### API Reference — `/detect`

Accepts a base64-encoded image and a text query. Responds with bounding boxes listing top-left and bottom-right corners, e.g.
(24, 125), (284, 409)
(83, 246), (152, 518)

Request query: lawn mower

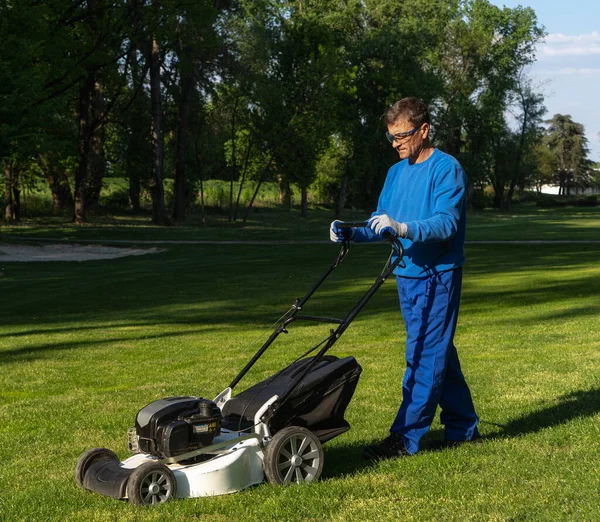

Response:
(75, 222), (403, 505)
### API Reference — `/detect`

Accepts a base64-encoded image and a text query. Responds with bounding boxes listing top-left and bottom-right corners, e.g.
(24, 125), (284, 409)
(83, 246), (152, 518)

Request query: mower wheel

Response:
(264, 426), (324, 485)
(75, 447), (119, 489)
(126, 461), (177, 506)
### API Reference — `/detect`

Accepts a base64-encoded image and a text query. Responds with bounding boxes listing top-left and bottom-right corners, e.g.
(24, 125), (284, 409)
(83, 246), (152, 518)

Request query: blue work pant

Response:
(391, 268), (479, 454)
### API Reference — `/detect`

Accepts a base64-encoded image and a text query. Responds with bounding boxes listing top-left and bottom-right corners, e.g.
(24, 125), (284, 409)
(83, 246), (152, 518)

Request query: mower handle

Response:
(336, 220), (404, 257)
(228, 219), (405, 395)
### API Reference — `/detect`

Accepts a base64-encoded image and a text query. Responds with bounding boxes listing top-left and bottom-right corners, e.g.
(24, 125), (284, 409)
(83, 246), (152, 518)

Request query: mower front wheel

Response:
(264, 426), (324, 485)
(126, 461), (177, 506)
(75, 447), (119, 489)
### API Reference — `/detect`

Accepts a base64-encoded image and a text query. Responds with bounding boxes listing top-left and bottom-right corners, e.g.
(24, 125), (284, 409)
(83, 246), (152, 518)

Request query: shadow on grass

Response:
(482, 387), (600, 440)
(423, 387), (600, 450)
(463, 273), (600, 325)
(322, 388), (600, 478)
(0, 327), (218, 364)
(2, 244), (599, 330)
(322, 441), (373, 478)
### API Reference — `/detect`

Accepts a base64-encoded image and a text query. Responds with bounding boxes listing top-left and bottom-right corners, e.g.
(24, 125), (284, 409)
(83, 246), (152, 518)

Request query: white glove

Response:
(368, 214), (408, 238)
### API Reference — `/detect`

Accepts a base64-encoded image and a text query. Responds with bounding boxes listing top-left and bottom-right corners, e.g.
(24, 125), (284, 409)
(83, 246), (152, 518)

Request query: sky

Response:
(489, 0), (600, 163)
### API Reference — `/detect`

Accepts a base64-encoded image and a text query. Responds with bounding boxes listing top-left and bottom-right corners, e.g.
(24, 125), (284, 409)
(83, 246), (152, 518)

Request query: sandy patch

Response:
(0, 243), (165, 262)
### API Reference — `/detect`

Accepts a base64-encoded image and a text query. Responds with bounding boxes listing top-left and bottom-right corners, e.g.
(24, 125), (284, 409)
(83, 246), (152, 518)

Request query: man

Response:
(330, 97), (479, 459)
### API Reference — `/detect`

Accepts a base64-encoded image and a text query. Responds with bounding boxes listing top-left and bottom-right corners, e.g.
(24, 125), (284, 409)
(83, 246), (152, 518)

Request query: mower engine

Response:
(129, 396), (222, 459)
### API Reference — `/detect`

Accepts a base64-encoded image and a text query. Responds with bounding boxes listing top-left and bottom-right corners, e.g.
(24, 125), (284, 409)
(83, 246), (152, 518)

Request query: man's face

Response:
(387, 119), (429, 161)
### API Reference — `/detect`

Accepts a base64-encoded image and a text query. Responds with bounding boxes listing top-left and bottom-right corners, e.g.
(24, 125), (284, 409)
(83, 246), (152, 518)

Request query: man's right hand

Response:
(330, 220), (354, 243)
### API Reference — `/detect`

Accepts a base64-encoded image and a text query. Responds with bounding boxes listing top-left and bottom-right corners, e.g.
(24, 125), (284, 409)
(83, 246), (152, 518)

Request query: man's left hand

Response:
(368, 214), (408, 238)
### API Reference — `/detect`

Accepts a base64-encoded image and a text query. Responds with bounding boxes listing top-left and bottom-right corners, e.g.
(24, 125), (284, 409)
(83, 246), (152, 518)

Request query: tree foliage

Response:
(2, 0), (592, 223)
(544, 114), (594, 195)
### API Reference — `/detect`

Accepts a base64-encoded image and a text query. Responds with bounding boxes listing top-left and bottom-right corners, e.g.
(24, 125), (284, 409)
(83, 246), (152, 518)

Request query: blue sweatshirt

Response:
(353, 148), (467, 278)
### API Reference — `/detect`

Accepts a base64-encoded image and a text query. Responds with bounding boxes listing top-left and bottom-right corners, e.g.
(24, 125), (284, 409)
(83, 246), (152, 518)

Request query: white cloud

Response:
(528, 31), (600, 161)
(540, 31), (600, 57)
(554, 67), (600, 76)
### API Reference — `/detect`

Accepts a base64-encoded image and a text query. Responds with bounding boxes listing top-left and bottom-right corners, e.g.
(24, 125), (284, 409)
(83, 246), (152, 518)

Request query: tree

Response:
(59, 0), (134, 223)
(0, 0), (557, 221)
(335, 0), (455, 210)
(171, 0), (227, 222)
(545, 114), (593, 195)
(0, 1), (78, 219)
(502, 73), (546, 207)
(432, 1), (545, 207)
(244, 1), (347, 217)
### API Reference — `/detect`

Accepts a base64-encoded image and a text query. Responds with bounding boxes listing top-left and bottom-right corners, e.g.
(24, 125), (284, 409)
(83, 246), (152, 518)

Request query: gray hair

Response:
(384, 97), (430, 127)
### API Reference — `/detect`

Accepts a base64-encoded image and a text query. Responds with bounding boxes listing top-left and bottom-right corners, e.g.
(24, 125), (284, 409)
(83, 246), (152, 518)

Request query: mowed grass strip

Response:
(1, 239), (599, 521)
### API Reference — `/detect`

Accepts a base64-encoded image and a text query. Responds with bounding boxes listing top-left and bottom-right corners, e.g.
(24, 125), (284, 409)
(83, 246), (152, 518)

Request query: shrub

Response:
(469, 189), (493, 210)
(535, 194), (568, 208)
(572, 196), (597, 207)
(100, 187), (130, 210)
(18, 193), (55, 217)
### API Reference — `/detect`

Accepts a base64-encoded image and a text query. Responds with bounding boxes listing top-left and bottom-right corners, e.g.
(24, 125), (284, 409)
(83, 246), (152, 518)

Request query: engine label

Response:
(193, 422), (216, 433)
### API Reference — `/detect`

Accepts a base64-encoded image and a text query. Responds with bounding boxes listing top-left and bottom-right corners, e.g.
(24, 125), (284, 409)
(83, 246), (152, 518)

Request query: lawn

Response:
(2, 203), (599, 243)
(0, 208), (599, 521)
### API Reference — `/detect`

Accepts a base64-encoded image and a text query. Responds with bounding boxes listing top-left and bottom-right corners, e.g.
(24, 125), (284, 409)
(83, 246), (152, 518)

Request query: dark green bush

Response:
(469, 189), (493, 210)
(572, 195), (597, 207)
(535, 194), (568, 208)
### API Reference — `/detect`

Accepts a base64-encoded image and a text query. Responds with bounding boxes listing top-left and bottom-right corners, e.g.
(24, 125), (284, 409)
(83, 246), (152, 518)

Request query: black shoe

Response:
(426, 436), (482, 451)
(362, 434), (408, 461)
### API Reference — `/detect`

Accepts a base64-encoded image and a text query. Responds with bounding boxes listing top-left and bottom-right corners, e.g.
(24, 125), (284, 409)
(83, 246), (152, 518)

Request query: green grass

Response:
(2, 205), (600, 243)
(1, 210), (600, 520)
(466, 205), (600, 241)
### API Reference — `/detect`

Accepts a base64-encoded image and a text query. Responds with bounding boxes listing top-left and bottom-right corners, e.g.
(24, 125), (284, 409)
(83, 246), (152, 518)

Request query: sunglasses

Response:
(385, 125), (421, 143)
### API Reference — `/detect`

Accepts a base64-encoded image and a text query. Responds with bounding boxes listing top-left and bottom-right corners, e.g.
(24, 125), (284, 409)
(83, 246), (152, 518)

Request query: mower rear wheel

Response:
(127, 462), (177, 506)
(264, 427), (324, 485)
(75, 447), (119, 489)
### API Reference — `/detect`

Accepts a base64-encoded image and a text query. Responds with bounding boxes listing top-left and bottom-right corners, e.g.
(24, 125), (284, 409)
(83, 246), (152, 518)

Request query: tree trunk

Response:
(233, 135), (254, 222)
(243, 156), (272, 223)
(199, 177), (206, 225)
(506, 100), (529, 211)
(87, 79), (106, 209)
(492, 188), (504, 209)
(491, 163), (505, 209)
(73, 70), (95, 224)
(228, 97), (239, 222)
(4, 161), (14, 222)
(505, 179), (517, 210)
(465, 178), (476, 209)
(126, 40), (143, 213)
(48, 174), (70, 211)
(193, 139), (206, 225)
(557, 171), (566, 195)
(149, 33), (170, 226)
(300, 185), (308, 217)
(243, 180), (263, 223)
(12, 175), (21, 222)
(173, 70), (195, 222)
(335, 174), (348, 218)
(41, 154), (73, 212)
(128, 168), (141, 212)
(278, 173), (291, 208)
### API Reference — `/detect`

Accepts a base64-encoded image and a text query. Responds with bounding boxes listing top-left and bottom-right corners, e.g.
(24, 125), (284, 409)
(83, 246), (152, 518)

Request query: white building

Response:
(540, 168), (600, 195)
